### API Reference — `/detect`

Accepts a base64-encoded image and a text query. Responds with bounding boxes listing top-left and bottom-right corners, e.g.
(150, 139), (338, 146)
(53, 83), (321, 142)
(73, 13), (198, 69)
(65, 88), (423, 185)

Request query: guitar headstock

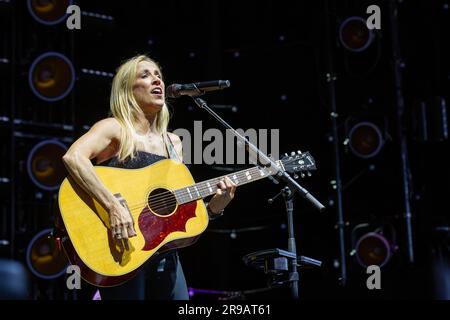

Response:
(279, 151), (317, 178)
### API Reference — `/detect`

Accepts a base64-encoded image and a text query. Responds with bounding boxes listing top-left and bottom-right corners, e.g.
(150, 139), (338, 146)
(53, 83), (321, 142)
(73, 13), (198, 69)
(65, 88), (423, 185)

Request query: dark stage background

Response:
(0, 0), (449, 300)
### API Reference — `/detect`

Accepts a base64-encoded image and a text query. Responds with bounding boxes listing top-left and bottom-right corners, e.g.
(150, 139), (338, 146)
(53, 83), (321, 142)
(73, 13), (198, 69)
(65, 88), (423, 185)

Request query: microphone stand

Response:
(192, 96), (325, 299)
(192, 97), (325, 212)
(268, 186), (298, 298)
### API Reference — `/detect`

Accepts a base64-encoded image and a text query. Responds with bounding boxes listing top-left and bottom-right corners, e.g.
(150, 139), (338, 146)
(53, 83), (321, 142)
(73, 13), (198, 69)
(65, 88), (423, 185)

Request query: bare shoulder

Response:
(90, 118), (121, 139)
(93, 117), (121, 130)
(65, 117), (121, 160)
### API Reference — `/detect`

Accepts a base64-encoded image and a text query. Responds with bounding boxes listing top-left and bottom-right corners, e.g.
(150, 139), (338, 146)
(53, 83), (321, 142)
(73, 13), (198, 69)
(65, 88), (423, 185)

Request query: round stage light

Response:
(28, 52), (75, 102)
(26, 140), (67, 191)
(26, 228), (68, 280)
(27, 0), (72, 25)
(339, 16), (374, 53)
(348, 121), (384, 159)
(355, 232), (392, 268)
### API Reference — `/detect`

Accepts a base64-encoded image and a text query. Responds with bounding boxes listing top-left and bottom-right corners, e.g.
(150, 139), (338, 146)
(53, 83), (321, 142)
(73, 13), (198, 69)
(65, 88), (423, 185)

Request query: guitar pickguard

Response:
(138, 201), (197, 251)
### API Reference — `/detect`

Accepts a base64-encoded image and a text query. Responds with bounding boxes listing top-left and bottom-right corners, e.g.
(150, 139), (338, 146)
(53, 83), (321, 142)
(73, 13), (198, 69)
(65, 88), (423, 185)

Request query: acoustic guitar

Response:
(57, 151), (316, 286)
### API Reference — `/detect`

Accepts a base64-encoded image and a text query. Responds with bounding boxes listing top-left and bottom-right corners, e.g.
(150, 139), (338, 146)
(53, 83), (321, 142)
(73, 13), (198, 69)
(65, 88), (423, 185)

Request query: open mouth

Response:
(151, 87), (163, 95)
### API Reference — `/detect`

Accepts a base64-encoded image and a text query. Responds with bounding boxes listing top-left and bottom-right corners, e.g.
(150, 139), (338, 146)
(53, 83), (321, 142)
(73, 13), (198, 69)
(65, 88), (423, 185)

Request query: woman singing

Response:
(62, 55), (236, 300)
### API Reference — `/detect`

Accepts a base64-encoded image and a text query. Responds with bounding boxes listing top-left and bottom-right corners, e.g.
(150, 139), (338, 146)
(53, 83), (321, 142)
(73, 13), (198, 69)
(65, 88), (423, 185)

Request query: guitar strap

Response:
(163, 133), (182, 162)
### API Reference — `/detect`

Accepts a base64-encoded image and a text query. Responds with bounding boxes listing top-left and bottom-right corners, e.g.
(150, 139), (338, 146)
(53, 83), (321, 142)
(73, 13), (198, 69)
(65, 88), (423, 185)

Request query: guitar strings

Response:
(138, 161), (286, 211)
(66, 166), (279, 218)
(68, 163), (308, 220)
(119, 158), (306, 212)
(128, 163), (311, 218)
(110, 166), (274, 214)
(121, 167), (268, 212)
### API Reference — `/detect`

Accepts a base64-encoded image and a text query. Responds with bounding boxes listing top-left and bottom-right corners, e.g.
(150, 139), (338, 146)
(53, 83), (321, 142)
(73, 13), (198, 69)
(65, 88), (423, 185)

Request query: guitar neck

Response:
(174, 162), (282, 205)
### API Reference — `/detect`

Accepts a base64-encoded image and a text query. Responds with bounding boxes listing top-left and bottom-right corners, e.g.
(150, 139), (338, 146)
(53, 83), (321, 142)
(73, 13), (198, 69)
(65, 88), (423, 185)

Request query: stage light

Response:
(348, 121), (384, 159)
(26, 140), (67, 191)
(28, 52), (75, 102)
(27, 0), (72, 25)
(351, 223), (398, 268)
(339, 16), (374, 52)
(26, 228), (68, 280)
(354, 232), (392, 268)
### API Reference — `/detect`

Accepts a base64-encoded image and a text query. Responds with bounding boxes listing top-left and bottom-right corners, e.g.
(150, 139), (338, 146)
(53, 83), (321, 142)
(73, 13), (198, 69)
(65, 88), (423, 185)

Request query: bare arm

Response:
(62, 118), (136, 240)
(62, 118), (120, 210)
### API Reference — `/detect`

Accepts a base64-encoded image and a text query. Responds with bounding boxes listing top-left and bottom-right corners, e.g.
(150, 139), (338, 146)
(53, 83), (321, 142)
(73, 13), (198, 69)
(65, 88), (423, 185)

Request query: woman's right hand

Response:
(108, 201), (137, 241)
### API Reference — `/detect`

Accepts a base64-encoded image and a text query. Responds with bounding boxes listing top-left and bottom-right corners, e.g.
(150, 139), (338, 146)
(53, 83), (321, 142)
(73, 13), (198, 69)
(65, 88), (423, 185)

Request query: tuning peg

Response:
(301, 173), (305, 178)
(291, 152), (296, 156)
(297, 150), (302, 154)
(284, 153), (288, 157)
(293, 174), (299, 179)
(307, 171), (312, 177)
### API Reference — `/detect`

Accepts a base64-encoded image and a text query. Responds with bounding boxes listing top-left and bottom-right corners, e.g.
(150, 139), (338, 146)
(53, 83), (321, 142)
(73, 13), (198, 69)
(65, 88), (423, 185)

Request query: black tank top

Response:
(102, 150), (166, 169)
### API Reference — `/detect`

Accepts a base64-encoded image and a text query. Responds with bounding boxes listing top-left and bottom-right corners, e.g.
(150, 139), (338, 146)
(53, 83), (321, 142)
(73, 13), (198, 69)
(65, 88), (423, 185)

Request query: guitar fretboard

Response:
(173, 163), (281, 204)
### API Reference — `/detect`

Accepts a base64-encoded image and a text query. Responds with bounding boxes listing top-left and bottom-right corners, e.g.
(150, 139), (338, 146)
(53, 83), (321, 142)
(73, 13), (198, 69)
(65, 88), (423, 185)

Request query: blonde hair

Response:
(110, 55), (170, 162)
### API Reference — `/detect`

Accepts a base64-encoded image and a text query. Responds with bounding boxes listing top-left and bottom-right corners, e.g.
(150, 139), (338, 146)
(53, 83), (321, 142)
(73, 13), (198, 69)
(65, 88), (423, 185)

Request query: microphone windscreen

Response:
(166, 84), (182, 98)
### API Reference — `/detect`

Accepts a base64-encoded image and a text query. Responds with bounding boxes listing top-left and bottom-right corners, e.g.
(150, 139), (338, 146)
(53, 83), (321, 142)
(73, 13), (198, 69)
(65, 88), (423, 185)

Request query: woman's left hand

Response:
(208, 176), (236, 214)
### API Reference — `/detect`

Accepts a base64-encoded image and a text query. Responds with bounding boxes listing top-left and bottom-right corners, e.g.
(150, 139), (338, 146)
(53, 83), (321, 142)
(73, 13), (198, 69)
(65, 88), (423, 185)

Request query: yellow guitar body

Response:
(58, 159), (208, 286)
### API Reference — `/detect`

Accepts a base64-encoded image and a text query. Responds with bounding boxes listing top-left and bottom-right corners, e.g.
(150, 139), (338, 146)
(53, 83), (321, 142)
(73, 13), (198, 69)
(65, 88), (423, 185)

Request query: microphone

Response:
(166, 80), (230, 98)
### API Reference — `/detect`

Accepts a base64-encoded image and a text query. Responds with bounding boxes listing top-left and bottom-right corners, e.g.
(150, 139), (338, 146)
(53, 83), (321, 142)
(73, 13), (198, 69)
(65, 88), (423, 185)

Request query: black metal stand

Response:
(191, 96), (324, 299)
(388, 0), (415, 264)
(283, 187), (300, 298)
(242, 247), (322, 298)
(323, 0), (347, 287)
(192, 96), (326, 212)
(260, 186), (300, 297)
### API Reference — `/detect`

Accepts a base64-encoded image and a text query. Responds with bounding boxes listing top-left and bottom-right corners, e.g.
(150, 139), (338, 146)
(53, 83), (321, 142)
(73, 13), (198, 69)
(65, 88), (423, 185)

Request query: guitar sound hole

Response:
(148, 188), (177, 216)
